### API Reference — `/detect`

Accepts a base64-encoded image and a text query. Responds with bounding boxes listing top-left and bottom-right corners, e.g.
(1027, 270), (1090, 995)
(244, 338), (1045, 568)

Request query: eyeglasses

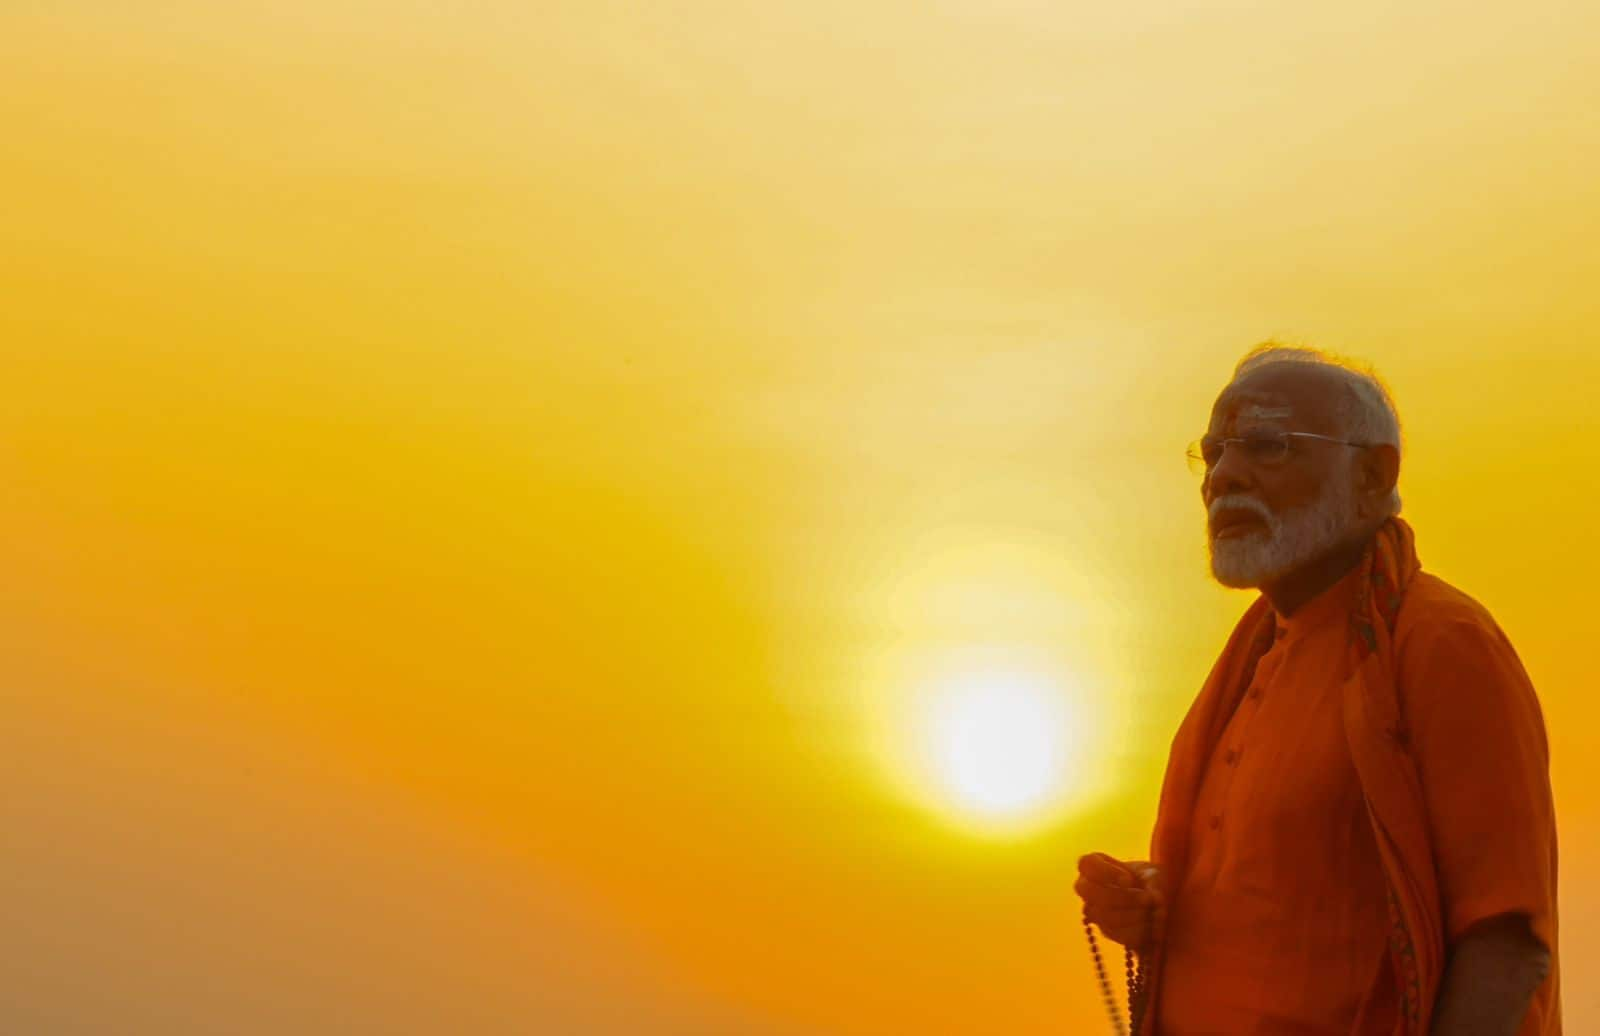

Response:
(1186, 431), (1369, 476)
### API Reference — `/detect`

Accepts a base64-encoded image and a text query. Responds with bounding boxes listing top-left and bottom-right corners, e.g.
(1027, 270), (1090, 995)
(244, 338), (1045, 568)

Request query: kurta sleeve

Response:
(1400, 613), (1557, 954)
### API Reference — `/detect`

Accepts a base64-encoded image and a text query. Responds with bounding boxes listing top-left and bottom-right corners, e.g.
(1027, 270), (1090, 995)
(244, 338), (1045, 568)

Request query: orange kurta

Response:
(1146, 520), (1559, 1035)
(1157, 561), (1397, 1034)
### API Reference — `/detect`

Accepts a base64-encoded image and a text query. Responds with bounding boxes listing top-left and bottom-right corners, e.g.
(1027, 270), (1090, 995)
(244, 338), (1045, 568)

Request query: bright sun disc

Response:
(924, 669), (1076, 827)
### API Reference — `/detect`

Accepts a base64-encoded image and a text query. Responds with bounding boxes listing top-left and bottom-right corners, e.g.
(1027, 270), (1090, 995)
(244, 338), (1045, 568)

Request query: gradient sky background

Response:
(4, 2), (1597, 1033)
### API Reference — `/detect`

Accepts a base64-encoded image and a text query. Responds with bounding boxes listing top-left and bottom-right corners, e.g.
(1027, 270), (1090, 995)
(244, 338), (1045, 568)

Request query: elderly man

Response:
(1076, 345), (1560, 1035)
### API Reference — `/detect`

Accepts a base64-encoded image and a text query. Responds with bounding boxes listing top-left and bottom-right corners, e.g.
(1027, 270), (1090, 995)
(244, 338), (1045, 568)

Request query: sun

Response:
(853, 531), (1117, 837)
(907, 661), (1090, 834)
(928, 672), (1070, 820)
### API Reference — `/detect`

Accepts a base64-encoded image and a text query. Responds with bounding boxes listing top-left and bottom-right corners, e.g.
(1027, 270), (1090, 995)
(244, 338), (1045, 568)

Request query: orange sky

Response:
(4, 1), (1598, 1032)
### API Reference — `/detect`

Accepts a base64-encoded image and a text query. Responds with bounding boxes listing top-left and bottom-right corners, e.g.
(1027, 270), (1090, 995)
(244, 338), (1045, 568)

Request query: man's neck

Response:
(1263, 531), (1375, 618)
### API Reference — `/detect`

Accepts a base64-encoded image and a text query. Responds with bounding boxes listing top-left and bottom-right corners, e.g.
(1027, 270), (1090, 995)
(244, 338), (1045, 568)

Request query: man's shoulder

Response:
(1393, 572), (1548, 756)
(1396, 570), (1502, 640)
(1395, 571), (1531, 688)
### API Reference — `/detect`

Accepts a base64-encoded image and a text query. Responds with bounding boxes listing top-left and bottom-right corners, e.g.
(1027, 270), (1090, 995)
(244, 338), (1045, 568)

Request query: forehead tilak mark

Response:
(1210, 393), (1296, 432)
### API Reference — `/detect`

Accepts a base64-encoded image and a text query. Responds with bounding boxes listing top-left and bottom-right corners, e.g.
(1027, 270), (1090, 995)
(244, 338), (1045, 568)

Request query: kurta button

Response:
(1249, 686), (1263, 700)
(1225, 747), (1239, 764)
(1209, 814), (1221, 829)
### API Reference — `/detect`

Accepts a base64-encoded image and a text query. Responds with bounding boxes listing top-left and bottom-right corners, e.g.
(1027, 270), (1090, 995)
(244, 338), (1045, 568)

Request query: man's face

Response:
(1200, 367), (1364, 589)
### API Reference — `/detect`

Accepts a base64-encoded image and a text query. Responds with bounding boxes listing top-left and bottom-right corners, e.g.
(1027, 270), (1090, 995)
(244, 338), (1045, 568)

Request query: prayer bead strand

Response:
(1083, 902), (1155, 1035)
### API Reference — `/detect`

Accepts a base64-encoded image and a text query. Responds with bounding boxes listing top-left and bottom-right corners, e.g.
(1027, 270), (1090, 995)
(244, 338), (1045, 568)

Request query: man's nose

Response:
(1205, 442), (1256, 501)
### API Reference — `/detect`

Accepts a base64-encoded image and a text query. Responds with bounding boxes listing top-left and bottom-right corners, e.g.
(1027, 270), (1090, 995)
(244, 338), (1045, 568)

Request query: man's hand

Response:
(1429, 912), (1550, 1036)
(1075, 852), (1165, 953)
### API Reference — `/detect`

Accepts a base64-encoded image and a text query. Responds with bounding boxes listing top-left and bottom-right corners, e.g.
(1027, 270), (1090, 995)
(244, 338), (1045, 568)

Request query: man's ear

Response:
(1362, 443), (1400, 500)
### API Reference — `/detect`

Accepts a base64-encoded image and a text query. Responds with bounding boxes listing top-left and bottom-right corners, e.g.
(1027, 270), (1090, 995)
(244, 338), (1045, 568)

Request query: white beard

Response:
(1208, 470), (1361, 589)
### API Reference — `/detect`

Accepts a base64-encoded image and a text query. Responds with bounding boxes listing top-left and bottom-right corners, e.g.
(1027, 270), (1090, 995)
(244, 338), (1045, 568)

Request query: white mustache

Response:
(1209, 495), (1277, 530)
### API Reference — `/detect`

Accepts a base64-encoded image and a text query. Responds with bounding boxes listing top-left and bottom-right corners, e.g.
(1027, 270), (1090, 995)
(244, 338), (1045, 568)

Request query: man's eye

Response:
(1244, 436), (1287, 460)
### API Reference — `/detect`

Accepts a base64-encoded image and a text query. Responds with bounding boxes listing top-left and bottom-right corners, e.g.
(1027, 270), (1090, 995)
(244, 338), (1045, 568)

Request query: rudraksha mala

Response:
(1083, 900), (1156, 1035)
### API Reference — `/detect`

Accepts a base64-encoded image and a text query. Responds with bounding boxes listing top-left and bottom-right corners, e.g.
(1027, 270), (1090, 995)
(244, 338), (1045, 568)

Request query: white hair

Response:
(1231, 343), (1403, 517)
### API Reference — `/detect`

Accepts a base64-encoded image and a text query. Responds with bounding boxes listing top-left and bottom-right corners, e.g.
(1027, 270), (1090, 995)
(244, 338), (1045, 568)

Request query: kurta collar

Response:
(1272, 558), (1368, 642)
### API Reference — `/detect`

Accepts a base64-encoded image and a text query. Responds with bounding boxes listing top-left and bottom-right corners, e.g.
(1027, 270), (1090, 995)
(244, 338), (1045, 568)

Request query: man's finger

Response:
(1087, 888), (1149, 909)
(1077, 853), (1137, 887)
(1093, 889), (1157, 914)
(1078, 879), (1151, 909)
(1087, 904), (1154, 927)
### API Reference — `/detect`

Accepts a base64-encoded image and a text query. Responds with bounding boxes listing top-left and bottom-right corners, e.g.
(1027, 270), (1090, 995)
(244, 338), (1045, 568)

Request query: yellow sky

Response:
(4, 1), (1598, 1032)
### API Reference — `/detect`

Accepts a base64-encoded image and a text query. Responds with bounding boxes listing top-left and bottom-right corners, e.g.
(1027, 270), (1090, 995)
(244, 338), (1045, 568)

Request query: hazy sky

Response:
(4, 1), (1598, 1032)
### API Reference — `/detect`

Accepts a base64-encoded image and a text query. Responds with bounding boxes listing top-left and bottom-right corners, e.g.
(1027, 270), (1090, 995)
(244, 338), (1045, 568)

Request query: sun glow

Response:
(871, 644), (1103, 837)
(855, 532), (1119, 837)
(927, 669), (1075, 822)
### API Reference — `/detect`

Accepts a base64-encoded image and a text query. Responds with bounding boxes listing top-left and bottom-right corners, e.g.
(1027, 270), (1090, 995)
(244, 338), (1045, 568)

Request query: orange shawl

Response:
(1139, 516), (1440, 1035)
